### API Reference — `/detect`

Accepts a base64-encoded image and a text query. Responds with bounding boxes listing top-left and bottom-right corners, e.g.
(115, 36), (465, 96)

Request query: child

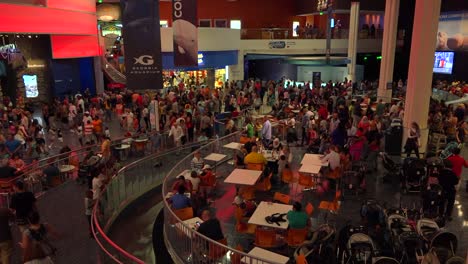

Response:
(84, 190), (94, 238)
(57, 129), (63, 143)
(104, 126), (111, 139)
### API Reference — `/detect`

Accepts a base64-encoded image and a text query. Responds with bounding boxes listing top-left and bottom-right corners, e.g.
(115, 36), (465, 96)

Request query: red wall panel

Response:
(51, 35), (101, 59)
(159, 0), (305, 28)
(0, 3), (97, 35)
(47, 0), (95, 13)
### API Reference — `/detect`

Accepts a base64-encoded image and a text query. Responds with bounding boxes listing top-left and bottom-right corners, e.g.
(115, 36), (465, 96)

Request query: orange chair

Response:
(327, 167), (341, 180)
(254, 228), (278, 248)
(246, 163), (264, 171)
(230, 244), (244, 264)
(239, 186), (256, 200)
(296, 253), (308, 264)
(255, 173), (272, 191)
(281, 169), (297, 184)
(318, 198), (340, 213)
(286, 228), (308, 247)
(305, 202), (314, 216)
(234, 206), (256, 234)
(298, 173), (315, 189)
(208, 237), (228, 260)
(173, 207), (194, 221)
(273, 192), (291, 204)
(240, 136), (250, 144)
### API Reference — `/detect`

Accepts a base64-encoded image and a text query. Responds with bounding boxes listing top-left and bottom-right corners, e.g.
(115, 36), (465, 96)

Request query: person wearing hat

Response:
(199, 165), (214, 186)
(270, 138), (282, 152)
(171, 175), (193, 194)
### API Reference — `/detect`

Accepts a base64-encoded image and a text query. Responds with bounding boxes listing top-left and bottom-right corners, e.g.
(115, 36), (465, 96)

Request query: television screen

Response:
(23, 74), (38, 98)
(433, 51), (454, 74)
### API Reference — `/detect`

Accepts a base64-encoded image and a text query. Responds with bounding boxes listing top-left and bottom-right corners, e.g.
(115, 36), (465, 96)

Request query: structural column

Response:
(206, 69), (216, 89)
(377, 0), (400, 103)
(347, 1), (360, 82)
(403, 0), (441, 155)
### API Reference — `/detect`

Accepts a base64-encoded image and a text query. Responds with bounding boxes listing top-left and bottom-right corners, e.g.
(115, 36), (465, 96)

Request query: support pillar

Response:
(227, 51), (244, 81)
(403, 0), (441, 156)
(347, 2), (360, 82)
(377, 0), (400, 103)
(94, 57), (104, 94)
(206, 69), (215, 89)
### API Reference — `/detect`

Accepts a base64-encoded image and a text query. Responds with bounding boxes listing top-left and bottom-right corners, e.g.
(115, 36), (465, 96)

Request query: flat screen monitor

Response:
(23, 74), (38, 98)
(433, 51), (454, 74)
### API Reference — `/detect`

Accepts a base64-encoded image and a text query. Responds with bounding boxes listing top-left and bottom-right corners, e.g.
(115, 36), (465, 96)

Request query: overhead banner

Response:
(437, 11), (468, 51)
(121, 0), (163, 90)
(172, 0), (198, 66)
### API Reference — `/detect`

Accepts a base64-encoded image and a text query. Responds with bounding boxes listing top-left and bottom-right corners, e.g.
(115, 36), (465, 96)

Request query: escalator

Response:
(101, 57), (127, 85)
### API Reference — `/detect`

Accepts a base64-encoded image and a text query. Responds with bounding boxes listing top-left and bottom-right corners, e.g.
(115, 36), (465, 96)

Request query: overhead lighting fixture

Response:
(96, 4), (120, 22)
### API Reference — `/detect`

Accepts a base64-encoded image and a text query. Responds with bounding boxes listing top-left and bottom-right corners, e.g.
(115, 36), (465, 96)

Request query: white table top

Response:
(241, 247), (289, 264)
(204, 153), (227, 162)
(223, 142), (243, 150)
(59, 165), (75, 173)
(175, 217), (203, 237)
(301, 154), (329, 167)
(134, 138), (148, 143)
(224, 169), (262, 186)
(261, 150), (279, 161)
(248, 201), (292, 229)
(115, 144), (131, 150)
(299, 163), (322, 174)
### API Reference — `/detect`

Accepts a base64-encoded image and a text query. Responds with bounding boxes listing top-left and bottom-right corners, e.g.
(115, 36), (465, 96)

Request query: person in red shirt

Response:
(447, 147), (468, 179)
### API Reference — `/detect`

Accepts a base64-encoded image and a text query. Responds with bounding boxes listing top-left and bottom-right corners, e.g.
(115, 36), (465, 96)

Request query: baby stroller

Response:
(426, 156), (444, 185)
(372, 257), (400, 264)
(338, 224), (375, 264)
(294, 224), (336, 263)
(380, 152), (401, 183)
(386, 210), (424, 263)
(416, 218), (458, 254)
(341, 171), (361, 198)
(360, 200), (386, 228)
(439, 141), (459, 160)
(421, 184), (445, 223)
(400, 158), (427, 193)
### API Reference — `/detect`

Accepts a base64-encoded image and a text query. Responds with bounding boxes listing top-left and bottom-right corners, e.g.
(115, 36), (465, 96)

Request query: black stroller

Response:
(337, 224), (376, 264)
(294, 224), (336, 263)
(400, 158), (427, 193)
(421, 184), (445, 225)
(380, 152), (401, 183)
(426, 156), (444, 185)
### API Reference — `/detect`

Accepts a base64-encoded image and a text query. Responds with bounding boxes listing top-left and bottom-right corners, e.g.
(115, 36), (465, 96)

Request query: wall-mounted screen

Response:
(23, 74), (39, 98)
(433, 51), (454, 74)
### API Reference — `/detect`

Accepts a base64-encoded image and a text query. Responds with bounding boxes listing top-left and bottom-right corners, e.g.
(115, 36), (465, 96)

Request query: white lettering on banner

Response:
(134, 55), (154, 66)
(173, 0), (182, 18)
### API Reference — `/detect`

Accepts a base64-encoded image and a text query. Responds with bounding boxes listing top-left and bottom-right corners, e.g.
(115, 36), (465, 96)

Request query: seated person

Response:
(243, 137), (257, 154)
(232, 196), (257, 217)
(235, 146), (247, 167)
(0, 159), (17, 179)
(171, 175), (193, 193)
(244, 145), (267, 167)
(190, 151), (204, 173)
(269, 138), (283, 151)
(321, 145), (341, 171)
(287, 202), (309, 229)
(187, 170), (200, 193)
(199, 165), (215, 186)
(169, 185), (191, 210)
(197, 209), (224, 241)
(9, 153), (25, 171)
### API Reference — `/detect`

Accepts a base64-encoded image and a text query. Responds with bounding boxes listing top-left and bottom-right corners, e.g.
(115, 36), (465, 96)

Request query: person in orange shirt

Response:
(92, 117), (103, 143)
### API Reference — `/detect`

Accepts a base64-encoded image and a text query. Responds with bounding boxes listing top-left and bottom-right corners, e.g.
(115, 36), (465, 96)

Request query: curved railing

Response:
(162, 132), (284, 264)
(92, 139), (210, 263)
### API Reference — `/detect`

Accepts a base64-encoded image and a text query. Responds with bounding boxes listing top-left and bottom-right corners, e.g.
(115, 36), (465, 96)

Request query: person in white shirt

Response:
(169, 121), (184, 148)
(187, 170), (200, 193)
(261, 117), (272, 147)
(321, 145), (341, 171)
(190, 150), (204, 173)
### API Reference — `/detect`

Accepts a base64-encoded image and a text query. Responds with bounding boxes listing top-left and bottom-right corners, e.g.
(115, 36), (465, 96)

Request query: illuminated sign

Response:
(198, 53), (204, 65)
(23, 75), (39, 98)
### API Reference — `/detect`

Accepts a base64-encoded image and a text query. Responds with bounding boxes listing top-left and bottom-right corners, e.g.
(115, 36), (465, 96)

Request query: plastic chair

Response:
(305, 202), (314, 216)
(296, 253), (308, 264)
(281, 168), (297, 184)
(230, 244), (244, 264)
(240, 136), (250, 144)
(255, 172), (272, 191)
(298, 173), (315, 189)
(208, 237), (228, 260)
(173, 207), (194, 221)
(239, 186), (256, 200)
(246, 163), (264, 171)
(234, 206), (256, 234)
(286, 228), (308, 247)
(273, 192), (291, 204)
(254, 228), (278, 248)
(318, 198), (340, 213)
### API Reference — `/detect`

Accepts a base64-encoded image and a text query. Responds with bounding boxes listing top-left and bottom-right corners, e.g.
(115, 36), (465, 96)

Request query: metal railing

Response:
(240, 27), (384, 40)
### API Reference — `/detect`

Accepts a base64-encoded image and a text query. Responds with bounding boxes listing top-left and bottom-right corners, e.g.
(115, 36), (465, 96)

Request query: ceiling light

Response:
(97, 4), (120, 22)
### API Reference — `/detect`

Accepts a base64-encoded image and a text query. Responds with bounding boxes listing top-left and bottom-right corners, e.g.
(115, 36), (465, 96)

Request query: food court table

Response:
(298, 163), (322, 174)
(241, 247), (289, 264)
(248, 201), (292, 229)
(223, 142), (243, 150)
(59, 164), (75, 182)
(224, 169), (263, 186)
(301, 154), (329, 167)
(134, 138), (148, 155)
(204, 153), (227, 173)
(115, 144), (131, 161)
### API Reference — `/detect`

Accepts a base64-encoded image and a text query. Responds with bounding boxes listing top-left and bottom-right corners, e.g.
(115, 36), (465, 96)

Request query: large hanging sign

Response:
(437, 11), (468, 51)
(121, 0), (163, 90)
(172, 0), (198, 66)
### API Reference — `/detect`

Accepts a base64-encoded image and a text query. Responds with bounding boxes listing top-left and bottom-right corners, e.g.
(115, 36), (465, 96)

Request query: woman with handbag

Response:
(404, 122), (421, 158)
(20, 212), (59, 264)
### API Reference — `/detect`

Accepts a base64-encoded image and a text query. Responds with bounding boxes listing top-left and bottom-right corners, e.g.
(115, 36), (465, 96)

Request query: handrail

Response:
(91, 140), (209, 263)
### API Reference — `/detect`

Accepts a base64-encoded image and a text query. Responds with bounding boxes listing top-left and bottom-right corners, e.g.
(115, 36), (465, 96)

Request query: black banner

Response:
(121, 0), (163, 90)
(172, 0), (198, 66)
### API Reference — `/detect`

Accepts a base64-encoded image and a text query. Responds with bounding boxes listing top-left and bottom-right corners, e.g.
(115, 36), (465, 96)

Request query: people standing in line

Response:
(261, 116), (272, 147)
(404, 122), (421, 158)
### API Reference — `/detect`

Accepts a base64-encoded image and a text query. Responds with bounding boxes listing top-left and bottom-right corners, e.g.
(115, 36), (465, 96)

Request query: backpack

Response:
(265, 213), (287, 226)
